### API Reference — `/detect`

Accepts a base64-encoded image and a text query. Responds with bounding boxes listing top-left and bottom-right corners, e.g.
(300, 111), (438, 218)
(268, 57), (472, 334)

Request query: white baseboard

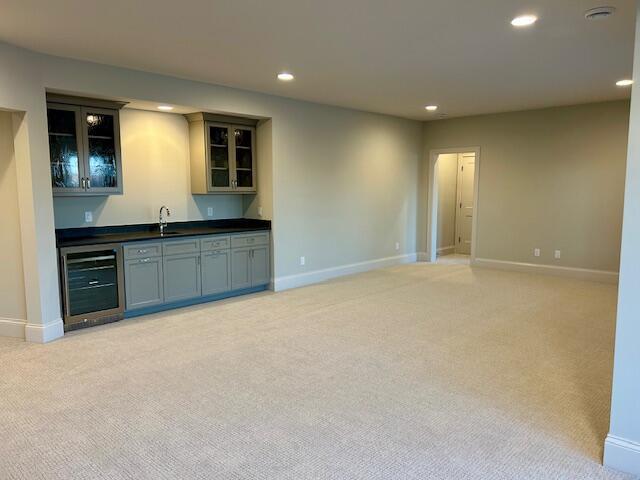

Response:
(274, 253), (418, 291)
(24, 319), (64, 343)
(604, 434), (640, 476)
(472, 258), (618, 284)
(0, 317), (27, 338)
(437, 246), (456, 256)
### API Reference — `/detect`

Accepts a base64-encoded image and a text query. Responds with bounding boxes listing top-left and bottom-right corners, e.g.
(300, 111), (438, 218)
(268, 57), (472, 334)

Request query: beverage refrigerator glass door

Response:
(59, 243), (125, 330)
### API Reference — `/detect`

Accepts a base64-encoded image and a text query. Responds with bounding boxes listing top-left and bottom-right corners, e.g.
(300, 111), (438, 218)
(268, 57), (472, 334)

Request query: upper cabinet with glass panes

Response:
(186, 113), (257, 194)
(47, 94), (125, 196)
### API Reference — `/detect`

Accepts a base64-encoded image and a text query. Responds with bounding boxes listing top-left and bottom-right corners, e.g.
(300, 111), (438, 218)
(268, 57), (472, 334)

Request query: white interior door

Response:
(455, 153), (476, 255)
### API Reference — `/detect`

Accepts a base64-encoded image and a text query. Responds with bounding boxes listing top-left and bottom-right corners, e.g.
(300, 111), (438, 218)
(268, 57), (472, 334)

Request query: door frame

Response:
(427, 147), (481, 263)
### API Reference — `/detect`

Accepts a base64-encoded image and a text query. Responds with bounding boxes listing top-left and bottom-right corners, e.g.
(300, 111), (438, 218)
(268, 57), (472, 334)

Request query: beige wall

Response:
(0, 111), (27, 326)
(421, 101), (630, 272)
(436, 153), (457, 251)
(53, 109), (246, 228)
(605, 4), (640, 475)
(271, 101), (421, 278)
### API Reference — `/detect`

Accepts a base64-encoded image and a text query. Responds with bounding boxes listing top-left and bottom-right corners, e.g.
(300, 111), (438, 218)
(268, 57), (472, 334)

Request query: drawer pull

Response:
(137, 249), (148, 254)
(141, 258), (151, 263)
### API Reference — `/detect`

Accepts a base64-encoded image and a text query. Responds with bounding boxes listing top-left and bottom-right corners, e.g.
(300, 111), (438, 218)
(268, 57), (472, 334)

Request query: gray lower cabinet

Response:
(123, 231), (269, 313)
(231, 248), (252, 290)
(251, 246), (270, 286)
(163, 253), (202, 303)
(201, 250), (231, 295)
(124, 257), (164, 310)
(231, 245), (270, 290)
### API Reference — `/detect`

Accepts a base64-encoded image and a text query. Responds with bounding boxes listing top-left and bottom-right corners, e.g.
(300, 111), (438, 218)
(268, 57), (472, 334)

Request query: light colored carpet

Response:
(0, 263), (632, 480)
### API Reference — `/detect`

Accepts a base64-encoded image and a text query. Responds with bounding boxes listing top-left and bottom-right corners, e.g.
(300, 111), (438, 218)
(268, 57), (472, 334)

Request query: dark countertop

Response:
(56, 218), (271, 248)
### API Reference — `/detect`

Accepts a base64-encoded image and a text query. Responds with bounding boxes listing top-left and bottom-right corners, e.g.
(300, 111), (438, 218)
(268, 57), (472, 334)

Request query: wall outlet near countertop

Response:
(84, 211), (93, 223)
(534, 248), (541, 257)
(258, 206), (263, 217)
(395, 242), (400, 251)
(207, 207), (214, 217)
(554, 250), (561, 259)
(300, 256), (306, 266)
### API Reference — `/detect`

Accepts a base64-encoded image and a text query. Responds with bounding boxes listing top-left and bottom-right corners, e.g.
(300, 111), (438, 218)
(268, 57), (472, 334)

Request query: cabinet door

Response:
(232, 126), (256, 192)
(125, 257), (164, 310)
(201, 250), (231, 296)
(207, 123), (235, 192)
(231, 248), (252, 290)
(47, 104), (86, 194)
(163, 253), (202, 303)
(82, 107), (122, 194)
(251, 246), (270, 286)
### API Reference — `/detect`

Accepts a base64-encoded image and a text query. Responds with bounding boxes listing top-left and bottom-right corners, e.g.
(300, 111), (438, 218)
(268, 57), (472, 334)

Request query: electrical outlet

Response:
(534, 248), (541, 257)
(84, 211), (93, 223)
(300, 256), (306, 266)
(395, 242), (400, 251)
(258, 206), (263, 217)
(207, 207), (214, 217)
(554, 250), (561, 259)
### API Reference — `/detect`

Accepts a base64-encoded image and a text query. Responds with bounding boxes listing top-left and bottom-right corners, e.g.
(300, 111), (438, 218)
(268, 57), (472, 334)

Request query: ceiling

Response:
(0, 0), (635, 120)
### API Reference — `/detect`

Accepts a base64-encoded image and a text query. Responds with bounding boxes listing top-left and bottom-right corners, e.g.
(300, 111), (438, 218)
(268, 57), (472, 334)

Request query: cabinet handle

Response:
(81, 177), (86, 190)
(137, 249), (148, 254)
(141, 258), (150, 263)
(86, 178), (91, 189)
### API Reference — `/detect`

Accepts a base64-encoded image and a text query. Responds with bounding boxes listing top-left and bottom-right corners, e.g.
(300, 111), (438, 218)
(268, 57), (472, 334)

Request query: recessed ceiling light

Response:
(277, 72), (294, 81)
(616, 79), (634, 87)
(511, 15), (538, 27)
(157, 105), (174, 111)
(585, 6), (616, 20)
(425, 105), (438, 111)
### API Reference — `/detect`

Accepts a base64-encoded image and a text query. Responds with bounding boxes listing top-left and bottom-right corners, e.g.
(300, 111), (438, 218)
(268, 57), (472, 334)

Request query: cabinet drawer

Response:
(123, 242), (162, 259)
(231, 232), (269, 249)
(201, 235), (231, 252)
(163, 237), (201, 256)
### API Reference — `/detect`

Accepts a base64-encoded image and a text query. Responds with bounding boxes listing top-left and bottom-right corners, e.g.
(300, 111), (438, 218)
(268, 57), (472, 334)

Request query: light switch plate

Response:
(84, 211), (93, 223)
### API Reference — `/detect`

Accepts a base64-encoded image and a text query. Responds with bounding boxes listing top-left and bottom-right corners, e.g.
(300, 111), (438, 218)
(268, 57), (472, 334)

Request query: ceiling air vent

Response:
(585, 6), (616, 20)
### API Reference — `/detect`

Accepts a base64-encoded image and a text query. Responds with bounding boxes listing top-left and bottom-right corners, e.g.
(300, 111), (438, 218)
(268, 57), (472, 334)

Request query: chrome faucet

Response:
(159, 205), (171, 235)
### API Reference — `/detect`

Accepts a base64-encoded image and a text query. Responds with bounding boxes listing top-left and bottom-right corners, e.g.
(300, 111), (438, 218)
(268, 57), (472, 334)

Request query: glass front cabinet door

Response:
(47, 99), (123, 196)
(232, 125), (256, 192)
(205, 123), (256, 193)
(187, 113), (257, 194)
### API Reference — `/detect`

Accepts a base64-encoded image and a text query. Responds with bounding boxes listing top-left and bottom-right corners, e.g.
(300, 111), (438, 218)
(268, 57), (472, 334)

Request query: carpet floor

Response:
(0, 262), (632, 479)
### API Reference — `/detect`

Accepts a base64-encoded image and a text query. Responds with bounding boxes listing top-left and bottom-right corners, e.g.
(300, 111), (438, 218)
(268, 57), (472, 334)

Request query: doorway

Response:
(427, 147), (480, 263)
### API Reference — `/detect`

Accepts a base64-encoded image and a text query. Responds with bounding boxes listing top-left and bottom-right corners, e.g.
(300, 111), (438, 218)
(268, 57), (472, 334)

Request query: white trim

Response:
(604, 434), (640, 476)
(437, 245), (456, 256)
(24, 319), (64, 343)
(473, 258), (618, 284)
(0, 317), (27, 338)
(274, 254), (418, 291)
(427, 147), (481, 264)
